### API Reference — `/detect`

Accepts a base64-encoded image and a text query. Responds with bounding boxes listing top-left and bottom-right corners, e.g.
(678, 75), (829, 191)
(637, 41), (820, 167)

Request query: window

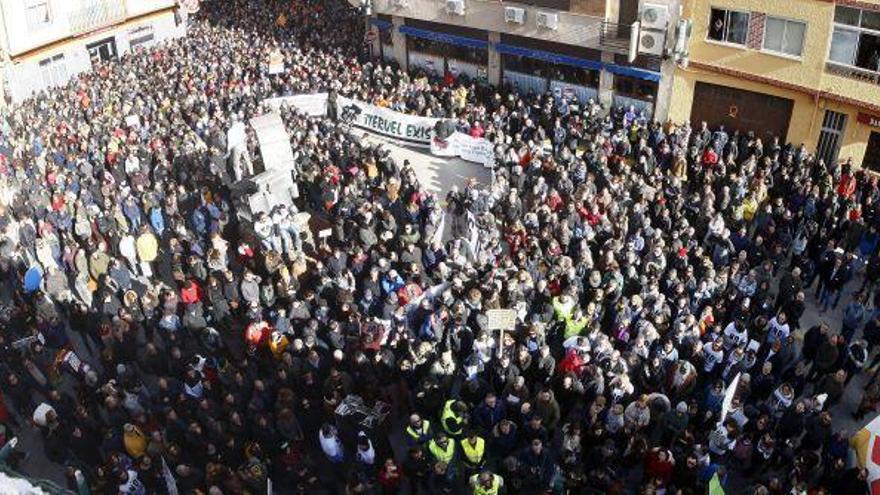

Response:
(613, 74), (658, 101)
(708, 8), (749, 45)
(763, 17), (806, 57)
(129, 25), (155, 50)
(864, 131), (880, 173)
(407, 37), (487, 66)
(835, 6), (861, 26)
(829, 6), (880, 73)
(816, 110), (847, 166)
(25, 0), (51, 30)
(830, 28), (860, 64)
(39, 53), (67, 88)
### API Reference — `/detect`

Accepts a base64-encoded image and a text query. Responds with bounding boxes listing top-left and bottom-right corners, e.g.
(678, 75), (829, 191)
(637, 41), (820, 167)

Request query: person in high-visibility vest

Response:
(564, 308), (589, 338)
(470, 471), (503, 495)
(551, 293), (575, 322)
(460, 430), (485, 474)
(441, 399), (467, 438)
(427, 433), (456, 466)
(405, 414), (432, 446)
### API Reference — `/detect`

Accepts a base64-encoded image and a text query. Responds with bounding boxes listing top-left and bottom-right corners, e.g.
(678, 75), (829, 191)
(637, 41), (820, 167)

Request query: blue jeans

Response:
(819, 287), (837, 311)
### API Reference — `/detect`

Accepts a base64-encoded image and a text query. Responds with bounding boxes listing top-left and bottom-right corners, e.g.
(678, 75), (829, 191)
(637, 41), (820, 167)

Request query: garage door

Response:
(691, 82), (794, 143)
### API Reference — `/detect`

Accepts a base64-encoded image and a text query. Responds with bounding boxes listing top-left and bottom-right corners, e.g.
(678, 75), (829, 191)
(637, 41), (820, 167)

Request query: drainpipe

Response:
(808, 91), (820, 139)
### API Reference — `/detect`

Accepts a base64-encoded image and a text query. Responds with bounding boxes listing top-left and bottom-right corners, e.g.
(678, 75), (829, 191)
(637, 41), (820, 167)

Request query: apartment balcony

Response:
(600, 20), (635, 53)
(826, 61), (880, 85)
(823, 61), (880, 109)
(68, 0), (127, 36)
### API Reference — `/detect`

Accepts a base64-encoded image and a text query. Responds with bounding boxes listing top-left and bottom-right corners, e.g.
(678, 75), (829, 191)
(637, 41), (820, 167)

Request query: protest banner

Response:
(336, 96), (437, 147)
(263, 93), (329, 116)
(430, 131), (496, 168)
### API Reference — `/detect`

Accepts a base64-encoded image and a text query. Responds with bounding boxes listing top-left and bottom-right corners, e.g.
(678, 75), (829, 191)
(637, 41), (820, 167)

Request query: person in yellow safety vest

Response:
(470, 471), (504, 495)
(460, 430), (485, 471)
(551, 293), (575, 322)
(405, 414), (432, 446)
(427, 433), (456, 466)
(563, 308), (589, 338)
(441, 399), (467, 437)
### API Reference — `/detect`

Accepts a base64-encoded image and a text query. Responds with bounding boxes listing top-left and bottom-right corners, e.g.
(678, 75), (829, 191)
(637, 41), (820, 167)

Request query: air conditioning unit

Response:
(641, 3), (669, 30)
(536, 12), (558, 30)
(446, 0), (465, 15)
(392, 0), (409, 7)
(639, 30), (665, 56)
(505, 6), (525, 24)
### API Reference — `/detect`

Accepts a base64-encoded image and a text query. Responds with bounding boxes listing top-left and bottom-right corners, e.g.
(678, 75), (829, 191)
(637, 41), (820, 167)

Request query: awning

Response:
(604, 63), (661, 82)
(398, 26), (488, 49)
(370, 18), (393, 31)
(495, 42), (661, 82)
(494, 43), (603, 71)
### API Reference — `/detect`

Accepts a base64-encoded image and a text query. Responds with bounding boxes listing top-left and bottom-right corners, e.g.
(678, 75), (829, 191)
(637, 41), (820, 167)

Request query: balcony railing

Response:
(600, 20), (635, 54)
(68, 0), (127, 36)
(826, 60), (880, 85)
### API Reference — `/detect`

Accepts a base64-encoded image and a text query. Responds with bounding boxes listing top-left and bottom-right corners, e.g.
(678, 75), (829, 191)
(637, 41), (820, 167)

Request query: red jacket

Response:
(702, 148), (718, 166)
(180, 281), (203, 304)
(838, 173), (857, 200)
(644, 449), (675, 485)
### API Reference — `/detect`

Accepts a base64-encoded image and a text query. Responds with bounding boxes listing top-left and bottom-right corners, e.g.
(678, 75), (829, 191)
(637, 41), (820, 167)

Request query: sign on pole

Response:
(487, 309), (517, 330)
(487, 309), (517, 358)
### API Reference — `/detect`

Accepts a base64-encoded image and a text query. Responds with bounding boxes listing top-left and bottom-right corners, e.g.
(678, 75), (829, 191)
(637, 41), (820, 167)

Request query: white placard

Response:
(487, 309), (517, 330)
(268, 49), (285, 75)
(430, 131), (496, 168)
(263, 93), (329, 116)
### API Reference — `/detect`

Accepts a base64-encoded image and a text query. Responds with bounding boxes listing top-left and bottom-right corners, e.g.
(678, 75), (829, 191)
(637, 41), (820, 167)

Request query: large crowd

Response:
(0, 0), (878, 494)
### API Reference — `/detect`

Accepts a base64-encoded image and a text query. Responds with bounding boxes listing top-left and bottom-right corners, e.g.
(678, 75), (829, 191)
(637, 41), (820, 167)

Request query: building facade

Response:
(668, 0), (880, 170)
(0, 0), (188, 105)
(359, 0), (682, 121)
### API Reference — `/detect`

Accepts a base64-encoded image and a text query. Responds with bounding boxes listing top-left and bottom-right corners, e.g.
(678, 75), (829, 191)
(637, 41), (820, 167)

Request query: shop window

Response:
(708, 8), (750, 46)
(503, 55), (598, 88)
(613, 75), (657, 101)
(503, 55), (546, 76)
(548, 64), (599, 88)
(408, 37), (486, 65)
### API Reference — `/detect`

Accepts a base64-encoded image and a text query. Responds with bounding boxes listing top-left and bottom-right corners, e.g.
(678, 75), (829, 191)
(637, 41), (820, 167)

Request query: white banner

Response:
(263, 93), (329, 116)
(430, 132), (495, 168)
(336, 96), (437, 146)
(227, 121), (247, 152)
(718, 372), (741, 428)
(261, 94), (493, 161)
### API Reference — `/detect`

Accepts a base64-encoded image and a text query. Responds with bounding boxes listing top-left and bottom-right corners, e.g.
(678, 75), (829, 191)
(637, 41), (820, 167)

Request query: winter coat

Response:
(136, 233), (158, 262)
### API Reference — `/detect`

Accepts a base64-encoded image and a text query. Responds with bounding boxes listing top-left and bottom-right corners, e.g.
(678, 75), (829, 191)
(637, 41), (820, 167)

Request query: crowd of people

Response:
(0, 0), (879, 494)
